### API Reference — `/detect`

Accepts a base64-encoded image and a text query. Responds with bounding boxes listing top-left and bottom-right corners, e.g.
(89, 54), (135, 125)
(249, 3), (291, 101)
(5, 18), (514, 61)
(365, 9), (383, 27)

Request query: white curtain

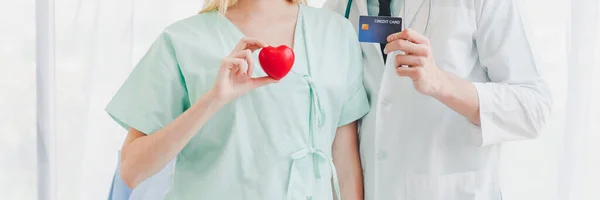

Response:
(0, 0), (597, 199)
(559, 0), (600, 199)
(55, 0), (205, 199)
(498, 0), (600, 200)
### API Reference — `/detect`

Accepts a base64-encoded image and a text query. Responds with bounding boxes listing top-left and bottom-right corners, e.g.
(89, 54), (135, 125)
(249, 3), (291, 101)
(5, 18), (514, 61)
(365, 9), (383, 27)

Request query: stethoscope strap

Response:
(344, 0), (353, 18)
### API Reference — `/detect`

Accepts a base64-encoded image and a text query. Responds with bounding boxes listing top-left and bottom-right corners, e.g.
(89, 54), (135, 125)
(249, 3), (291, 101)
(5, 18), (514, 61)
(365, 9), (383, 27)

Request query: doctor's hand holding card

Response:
(358, 15), (444, 97)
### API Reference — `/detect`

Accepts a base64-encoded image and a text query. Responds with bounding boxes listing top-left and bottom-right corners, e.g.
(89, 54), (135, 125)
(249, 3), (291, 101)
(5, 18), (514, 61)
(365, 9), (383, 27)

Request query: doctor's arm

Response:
(385, 0), (552, 146)
(333, 121), (363, 200)
(468, 0), (552, 145)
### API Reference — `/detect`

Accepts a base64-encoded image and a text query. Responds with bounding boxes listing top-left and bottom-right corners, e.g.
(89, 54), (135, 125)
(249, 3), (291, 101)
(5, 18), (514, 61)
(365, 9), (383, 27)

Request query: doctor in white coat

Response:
(324, 0), (552, 199)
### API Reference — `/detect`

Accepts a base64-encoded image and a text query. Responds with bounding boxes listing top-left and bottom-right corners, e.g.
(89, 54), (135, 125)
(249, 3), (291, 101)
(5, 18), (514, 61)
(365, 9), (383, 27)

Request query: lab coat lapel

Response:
(407, 0), (431, 35)
(355, 0), (368, 16)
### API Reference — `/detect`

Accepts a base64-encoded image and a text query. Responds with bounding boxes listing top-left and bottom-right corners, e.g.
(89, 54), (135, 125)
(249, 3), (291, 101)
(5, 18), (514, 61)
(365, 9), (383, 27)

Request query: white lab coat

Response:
(324, 0), (553, 199)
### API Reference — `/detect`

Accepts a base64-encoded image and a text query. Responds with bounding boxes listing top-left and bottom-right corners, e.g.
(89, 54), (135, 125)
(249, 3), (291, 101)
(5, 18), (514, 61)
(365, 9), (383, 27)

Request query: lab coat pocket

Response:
(405, 170), (484, 200)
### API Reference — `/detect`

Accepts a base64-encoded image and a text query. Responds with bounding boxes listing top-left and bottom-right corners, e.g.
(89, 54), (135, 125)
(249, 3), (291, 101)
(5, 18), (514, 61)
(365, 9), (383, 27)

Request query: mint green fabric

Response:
(105, 5), (369, 200)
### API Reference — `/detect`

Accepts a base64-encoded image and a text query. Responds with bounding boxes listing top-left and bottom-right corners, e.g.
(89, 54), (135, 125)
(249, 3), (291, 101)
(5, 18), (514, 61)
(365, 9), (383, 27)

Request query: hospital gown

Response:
(105, 5), (369, 200)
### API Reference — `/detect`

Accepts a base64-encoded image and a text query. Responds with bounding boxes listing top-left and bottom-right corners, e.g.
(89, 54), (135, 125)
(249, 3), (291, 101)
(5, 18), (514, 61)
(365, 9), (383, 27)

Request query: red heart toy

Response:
(258, 45), (294, 80)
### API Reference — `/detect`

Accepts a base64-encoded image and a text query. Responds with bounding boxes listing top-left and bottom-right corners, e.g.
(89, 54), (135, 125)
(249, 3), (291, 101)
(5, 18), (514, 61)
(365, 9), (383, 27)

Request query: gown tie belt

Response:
(285, 75), (340, 200)
(303, 75), (325, 129)
(303, 75), (324, 180)
(286, 147), (341, 200)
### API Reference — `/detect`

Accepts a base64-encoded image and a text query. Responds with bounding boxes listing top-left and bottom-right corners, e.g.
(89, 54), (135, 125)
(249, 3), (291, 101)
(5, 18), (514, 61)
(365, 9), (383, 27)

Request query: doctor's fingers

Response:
(384, 39), (429, 56)
(395, 54), (427, 67)
(396, 67), (421, 79)
(232, 37), (269, 53)
(232, 49), (254, 75)
(387, 29), (430, 45)
(222, 57), (249, 75)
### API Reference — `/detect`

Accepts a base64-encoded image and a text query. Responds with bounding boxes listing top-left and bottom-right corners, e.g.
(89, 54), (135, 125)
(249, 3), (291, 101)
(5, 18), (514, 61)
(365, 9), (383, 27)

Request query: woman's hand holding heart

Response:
(210, 37), (278, 104)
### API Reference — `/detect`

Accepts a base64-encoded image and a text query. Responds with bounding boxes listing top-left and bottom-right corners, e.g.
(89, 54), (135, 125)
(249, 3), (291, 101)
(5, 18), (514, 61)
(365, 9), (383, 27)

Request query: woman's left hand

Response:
(384, 29), (448, 98)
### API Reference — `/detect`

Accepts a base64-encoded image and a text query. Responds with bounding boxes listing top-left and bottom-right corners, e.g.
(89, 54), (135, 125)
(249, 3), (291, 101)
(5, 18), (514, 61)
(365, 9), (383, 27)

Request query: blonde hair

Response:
(199, 0), (305, 14)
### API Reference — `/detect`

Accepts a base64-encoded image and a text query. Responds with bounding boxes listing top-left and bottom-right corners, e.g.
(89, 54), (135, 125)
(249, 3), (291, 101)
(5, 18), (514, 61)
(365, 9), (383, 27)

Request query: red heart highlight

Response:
(258, 45), (294, 80)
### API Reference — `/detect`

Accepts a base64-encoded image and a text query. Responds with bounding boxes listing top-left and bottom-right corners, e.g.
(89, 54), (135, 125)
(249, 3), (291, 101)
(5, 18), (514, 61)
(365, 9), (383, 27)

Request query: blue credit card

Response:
(358, 16), (403, 43)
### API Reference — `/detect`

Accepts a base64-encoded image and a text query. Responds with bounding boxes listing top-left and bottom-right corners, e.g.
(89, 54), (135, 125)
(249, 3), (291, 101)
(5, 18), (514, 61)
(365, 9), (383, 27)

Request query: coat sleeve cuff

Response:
(472, 82), (500, 147)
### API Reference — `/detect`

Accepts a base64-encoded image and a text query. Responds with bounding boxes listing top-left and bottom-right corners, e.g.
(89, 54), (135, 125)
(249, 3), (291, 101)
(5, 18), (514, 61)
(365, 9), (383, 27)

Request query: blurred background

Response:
(0, 0), (598, 199)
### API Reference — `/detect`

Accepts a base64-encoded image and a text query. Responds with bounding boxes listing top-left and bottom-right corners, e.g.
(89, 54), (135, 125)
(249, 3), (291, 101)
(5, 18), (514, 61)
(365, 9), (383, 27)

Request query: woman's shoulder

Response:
(158, 11), (220, 41)
(300, 5), (357, 43)
(301, 5), (355, 34)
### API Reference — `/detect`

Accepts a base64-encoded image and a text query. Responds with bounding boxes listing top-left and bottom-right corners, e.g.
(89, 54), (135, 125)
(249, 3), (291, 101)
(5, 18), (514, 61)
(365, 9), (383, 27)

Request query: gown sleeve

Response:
(337, 21), (370, 127)
(105, 32), (190, 135)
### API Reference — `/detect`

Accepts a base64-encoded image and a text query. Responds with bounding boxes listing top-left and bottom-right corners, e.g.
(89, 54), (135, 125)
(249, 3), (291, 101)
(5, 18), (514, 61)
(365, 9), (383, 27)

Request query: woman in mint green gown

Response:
(106, 0), (369, 199)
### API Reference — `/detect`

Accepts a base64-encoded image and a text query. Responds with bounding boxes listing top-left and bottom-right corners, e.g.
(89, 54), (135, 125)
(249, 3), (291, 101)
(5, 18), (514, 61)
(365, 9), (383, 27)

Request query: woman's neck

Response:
(230, 0), (296, 17)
